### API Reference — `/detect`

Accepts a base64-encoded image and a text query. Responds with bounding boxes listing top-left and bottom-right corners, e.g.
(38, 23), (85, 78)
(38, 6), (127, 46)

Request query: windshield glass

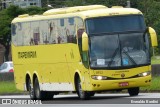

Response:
(86, 15), (145, 34)
(89, 33), (149, 69)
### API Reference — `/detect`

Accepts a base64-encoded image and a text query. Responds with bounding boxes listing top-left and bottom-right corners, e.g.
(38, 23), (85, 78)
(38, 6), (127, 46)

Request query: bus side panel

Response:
(12, 16), (85, 91)
(12, 44), (84, 91)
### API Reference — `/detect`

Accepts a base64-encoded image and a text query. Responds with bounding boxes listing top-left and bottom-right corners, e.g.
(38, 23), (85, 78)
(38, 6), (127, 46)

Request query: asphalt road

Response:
(44, 93), (160, 104)
(0, 93), (159, 105)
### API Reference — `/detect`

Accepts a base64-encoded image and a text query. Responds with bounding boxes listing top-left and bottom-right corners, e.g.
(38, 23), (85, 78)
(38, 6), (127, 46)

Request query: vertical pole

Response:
(153, 47), (155, 56)
(126, 0), (131, 8)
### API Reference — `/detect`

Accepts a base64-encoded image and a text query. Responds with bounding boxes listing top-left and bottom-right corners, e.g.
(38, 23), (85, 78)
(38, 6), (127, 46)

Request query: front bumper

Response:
(86, 75), (151, 91)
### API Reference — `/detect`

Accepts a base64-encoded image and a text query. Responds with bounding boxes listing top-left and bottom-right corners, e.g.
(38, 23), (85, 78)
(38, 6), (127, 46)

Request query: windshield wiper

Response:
(108, 46), (120, 67)
(122, 49), (137, 66)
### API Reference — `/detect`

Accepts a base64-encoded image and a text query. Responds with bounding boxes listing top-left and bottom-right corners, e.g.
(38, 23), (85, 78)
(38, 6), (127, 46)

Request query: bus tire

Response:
(128, 87), (139, 96)
(34, 78), (53, 100)
(34, 78), (43, 100)
(27, 79), (36, 100)
(76, 77), (90, 100)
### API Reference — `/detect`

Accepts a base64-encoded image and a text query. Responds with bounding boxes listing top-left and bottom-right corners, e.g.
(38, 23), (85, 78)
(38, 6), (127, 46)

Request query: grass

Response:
(151, 56), (160, 64)
(0, 81), (24, 94)
(141, 76), (160, 91)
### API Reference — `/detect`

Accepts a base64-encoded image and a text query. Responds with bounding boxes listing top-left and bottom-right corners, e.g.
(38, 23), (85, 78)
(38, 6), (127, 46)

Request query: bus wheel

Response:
(128, 87), (139, 96)
(34, 78), (45, 100)
(27, 79), (36, 100)
(76, 77), (90, 100)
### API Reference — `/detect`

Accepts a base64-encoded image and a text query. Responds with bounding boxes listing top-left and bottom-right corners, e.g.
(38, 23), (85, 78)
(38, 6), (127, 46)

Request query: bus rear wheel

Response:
(128, 87), (139, 96)
(76, 77), (90, 100)
(27, 79), (36, 100)
(34, 78), (53, 100)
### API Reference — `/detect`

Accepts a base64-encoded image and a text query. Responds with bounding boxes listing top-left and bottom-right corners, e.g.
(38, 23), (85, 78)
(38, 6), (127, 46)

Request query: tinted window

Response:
(89, 33), (149, 69)
(68, 18), (74, 25)
(86, 15), (146, 34)
(60, 19), (64, 26)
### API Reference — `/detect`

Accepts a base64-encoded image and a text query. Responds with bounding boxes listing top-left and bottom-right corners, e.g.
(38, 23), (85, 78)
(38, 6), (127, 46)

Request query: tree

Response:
(137, 0), (160, 55)
(24, 6), (47, 15)
(0, 5), (24, 61)
(0, 9), (13, 61)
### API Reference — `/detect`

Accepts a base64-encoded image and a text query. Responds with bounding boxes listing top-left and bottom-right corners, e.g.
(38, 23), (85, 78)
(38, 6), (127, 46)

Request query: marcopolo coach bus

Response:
(11, 5), (158, 100)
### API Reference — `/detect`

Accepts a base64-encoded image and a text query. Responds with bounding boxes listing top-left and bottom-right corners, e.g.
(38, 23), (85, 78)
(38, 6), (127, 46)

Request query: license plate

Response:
(119, 82), (129, 87)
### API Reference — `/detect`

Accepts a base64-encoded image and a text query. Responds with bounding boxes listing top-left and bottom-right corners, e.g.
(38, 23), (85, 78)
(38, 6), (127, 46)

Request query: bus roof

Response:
(79, 7), (142, 18)
(43, 5), (107, 16)
(12, 5), (142, 23)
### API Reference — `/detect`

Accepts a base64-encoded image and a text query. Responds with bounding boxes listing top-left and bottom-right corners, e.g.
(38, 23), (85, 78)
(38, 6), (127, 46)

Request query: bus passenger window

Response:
(60, 19), (64, 26)
(68, 18), (74, 25)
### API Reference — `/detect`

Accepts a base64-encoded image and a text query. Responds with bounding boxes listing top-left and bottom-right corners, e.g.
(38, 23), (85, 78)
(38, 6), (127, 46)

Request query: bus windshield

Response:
(86, 15), (149, 69)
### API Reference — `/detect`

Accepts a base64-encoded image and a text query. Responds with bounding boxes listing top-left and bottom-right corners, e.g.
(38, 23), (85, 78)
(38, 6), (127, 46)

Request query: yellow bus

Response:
(11, 5), (158, 100)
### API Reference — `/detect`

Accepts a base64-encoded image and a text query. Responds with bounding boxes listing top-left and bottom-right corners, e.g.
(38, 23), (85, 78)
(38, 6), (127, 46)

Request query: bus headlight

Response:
(91, 75), (107, 80)
(138, 71), (151, 77)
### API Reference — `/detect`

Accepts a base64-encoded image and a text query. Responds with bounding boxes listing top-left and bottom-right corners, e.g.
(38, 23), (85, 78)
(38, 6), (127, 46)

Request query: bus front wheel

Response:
(76, 77), (90, 100)
(128, 87), (139, 96)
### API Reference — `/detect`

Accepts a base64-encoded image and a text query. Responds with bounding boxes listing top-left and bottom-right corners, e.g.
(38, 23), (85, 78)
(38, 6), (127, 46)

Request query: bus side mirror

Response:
(82, 32), (89, 51)
(148, 27), (158, 47)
